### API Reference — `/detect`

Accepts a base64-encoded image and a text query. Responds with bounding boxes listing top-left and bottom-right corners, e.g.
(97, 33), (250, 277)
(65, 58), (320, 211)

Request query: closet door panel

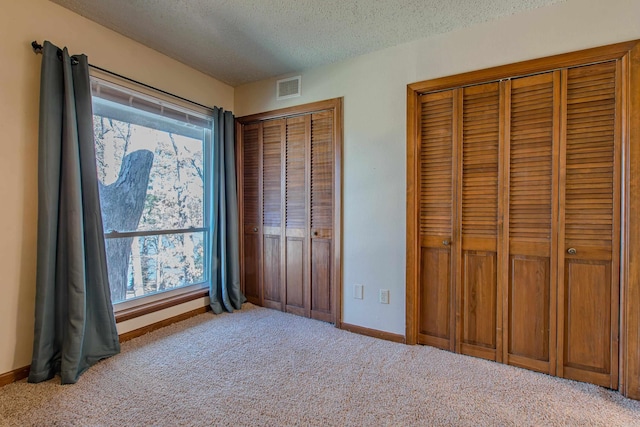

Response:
(418, 90), (455, 350)
(243, 229), (260, 303)
(420, 246), (451, 347)
(262, 119), (285, 309)
(558, 61), (620, 388)
(505, 72), (558, 374)
(285, 238), (305, 315)
(508, 255), (550, 371)
(285, 116), (308, 315)
(241, 123), (261, 304)
(564, 261), (611, 382)
(461, 251), (497, 359)
(459, 82), (500, 360)
(311, 239), (332, 321)
(263, 235), (281, 307)
(310, 111), (334, 322)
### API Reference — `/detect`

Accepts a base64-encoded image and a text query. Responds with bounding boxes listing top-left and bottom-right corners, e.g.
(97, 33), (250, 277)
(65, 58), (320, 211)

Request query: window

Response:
(91, 76), (212, 306)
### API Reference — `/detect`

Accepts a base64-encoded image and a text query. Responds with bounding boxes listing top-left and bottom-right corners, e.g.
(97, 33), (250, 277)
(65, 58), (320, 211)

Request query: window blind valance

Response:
(91, 76), (212, 139)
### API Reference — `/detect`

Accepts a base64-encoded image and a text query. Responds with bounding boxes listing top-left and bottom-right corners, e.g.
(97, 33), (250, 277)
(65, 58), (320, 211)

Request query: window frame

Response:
(90, 70), (213, 318)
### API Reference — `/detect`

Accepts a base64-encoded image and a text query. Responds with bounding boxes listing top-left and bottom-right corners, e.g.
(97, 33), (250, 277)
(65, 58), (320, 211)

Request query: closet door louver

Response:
(310, 111), (334, 322)
(558, 61), (620, 388)
(241, 123), (261, 305)
(458, 82), (501, 361)
(504, 72), (559, 374)
(262, 119), (286, 309)
(284, 116), (308, 316)
(418, 90), (456, 350)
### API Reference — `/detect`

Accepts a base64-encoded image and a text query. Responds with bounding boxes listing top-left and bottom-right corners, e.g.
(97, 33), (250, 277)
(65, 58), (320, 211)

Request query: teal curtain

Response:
(29, 41), (120, 384)
(209, 108), (245, 313)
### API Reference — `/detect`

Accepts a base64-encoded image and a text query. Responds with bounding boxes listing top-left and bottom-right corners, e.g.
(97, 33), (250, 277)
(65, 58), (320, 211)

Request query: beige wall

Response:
(0, 0), (233, 375)
(235, 0), (640, 335)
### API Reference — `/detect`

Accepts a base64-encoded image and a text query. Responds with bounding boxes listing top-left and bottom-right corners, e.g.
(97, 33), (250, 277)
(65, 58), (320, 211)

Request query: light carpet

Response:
(1, 303), (639, 426)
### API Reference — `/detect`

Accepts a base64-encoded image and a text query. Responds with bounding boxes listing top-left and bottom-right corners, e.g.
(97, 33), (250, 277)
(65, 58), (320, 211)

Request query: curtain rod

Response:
(31, 41), (216, 113)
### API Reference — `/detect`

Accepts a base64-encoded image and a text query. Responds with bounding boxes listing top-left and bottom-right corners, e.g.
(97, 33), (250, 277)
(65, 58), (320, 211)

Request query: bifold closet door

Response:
(241, 123), (261, 305)
(418, 84), (502, 356)
(309, 111), (334, 322)
(417, 90), (456, 351)
(283, 112), (335, 321)
(457, 82), (501, 361)
(411, 49), (627, 391)
(238, 99), (341, 325)
(503, 72), (559, 375)
(262, 119), (286, 310)
(557, 61), (620, 388)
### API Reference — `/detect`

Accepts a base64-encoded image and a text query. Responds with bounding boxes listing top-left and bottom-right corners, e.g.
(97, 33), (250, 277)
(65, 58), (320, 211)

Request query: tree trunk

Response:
(100, 150), (154, 303)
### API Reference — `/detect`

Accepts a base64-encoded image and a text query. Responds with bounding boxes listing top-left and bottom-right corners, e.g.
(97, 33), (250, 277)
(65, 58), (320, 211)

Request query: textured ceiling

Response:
(50, 0), (565, 86)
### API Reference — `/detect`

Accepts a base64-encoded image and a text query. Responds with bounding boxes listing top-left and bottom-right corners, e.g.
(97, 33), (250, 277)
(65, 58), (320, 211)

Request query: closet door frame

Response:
(406, 40), (640, 400)
(237, 98), (343, 326)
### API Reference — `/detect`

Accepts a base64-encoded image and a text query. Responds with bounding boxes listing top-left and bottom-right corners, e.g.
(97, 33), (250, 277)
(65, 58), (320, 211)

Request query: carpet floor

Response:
(1, 303), (639, 426)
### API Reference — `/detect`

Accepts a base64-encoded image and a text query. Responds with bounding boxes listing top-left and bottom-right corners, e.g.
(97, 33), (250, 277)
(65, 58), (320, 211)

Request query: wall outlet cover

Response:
(379, 289), (390, 304)
(354, 284), (364, 299)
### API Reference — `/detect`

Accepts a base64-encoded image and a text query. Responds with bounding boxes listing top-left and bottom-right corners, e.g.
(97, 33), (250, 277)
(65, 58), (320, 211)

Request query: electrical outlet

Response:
(379, 289), (390, 304)
(354, 284), (364, 299)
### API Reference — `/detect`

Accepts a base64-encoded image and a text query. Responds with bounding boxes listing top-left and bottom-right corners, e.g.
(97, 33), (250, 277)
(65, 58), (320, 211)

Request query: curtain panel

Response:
(209, 108), (245, 313)
(29, 41), (120, 384)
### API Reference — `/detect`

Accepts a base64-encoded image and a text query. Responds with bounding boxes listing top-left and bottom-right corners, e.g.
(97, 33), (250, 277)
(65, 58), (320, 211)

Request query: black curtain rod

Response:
(31, 41), (216, 113)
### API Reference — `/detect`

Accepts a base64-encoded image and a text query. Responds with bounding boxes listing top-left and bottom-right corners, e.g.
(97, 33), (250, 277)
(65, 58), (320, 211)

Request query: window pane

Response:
(93, 103), (206, 232)
(106, 232), (206, 304)
(93, 89), (211, 306)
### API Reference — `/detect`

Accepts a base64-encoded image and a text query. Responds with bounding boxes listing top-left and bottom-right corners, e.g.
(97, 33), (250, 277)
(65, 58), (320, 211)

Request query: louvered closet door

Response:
(504, 72), (559, 374)
(241, 123), (261, 305)
(557, 61), (620, 388)
(262, 119), (286, 310)
(418, 90), (456, 351)
(457, 83), (501, 361)
(310, 111), (334, 322)
(284, 116), (308, 317)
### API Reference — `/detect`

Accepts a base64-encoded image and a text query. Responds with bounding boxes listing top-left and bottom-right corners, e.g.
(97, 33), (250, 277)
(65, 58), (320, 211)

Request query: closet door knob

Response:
(253, 227), (258, 232)
(567, 248), (577, 255)
(313, 231), (319, 236)
(442, 239), (450, 246)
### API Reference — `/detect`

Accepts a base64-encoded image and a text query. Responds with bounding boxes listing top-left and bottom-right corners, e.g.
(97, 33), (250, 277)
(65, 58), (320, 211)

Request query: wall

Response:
(235, 0), (640, 335)
(0, 0), (233, 375)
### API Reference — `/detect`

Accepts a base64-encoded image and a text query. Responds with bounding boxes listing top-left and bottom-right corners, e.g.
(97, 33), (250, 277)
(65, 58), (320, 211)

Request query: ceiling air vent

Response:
(276, 76), (301, 100)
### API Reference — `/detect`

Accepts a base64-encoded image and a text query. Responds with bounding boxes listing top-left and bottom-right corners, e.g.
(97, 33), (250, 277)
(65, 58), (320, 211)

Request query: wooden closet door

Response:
(241, 123), (261, 305)
(557, 61), (620, 388)
(262, 119), (286, 310)
(418, 90), (456, 351)
(457, 82), (501, 361)
(310, 111), (334, 322)
(284, 116), (309, 316)
(504, 72), (559, 374)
